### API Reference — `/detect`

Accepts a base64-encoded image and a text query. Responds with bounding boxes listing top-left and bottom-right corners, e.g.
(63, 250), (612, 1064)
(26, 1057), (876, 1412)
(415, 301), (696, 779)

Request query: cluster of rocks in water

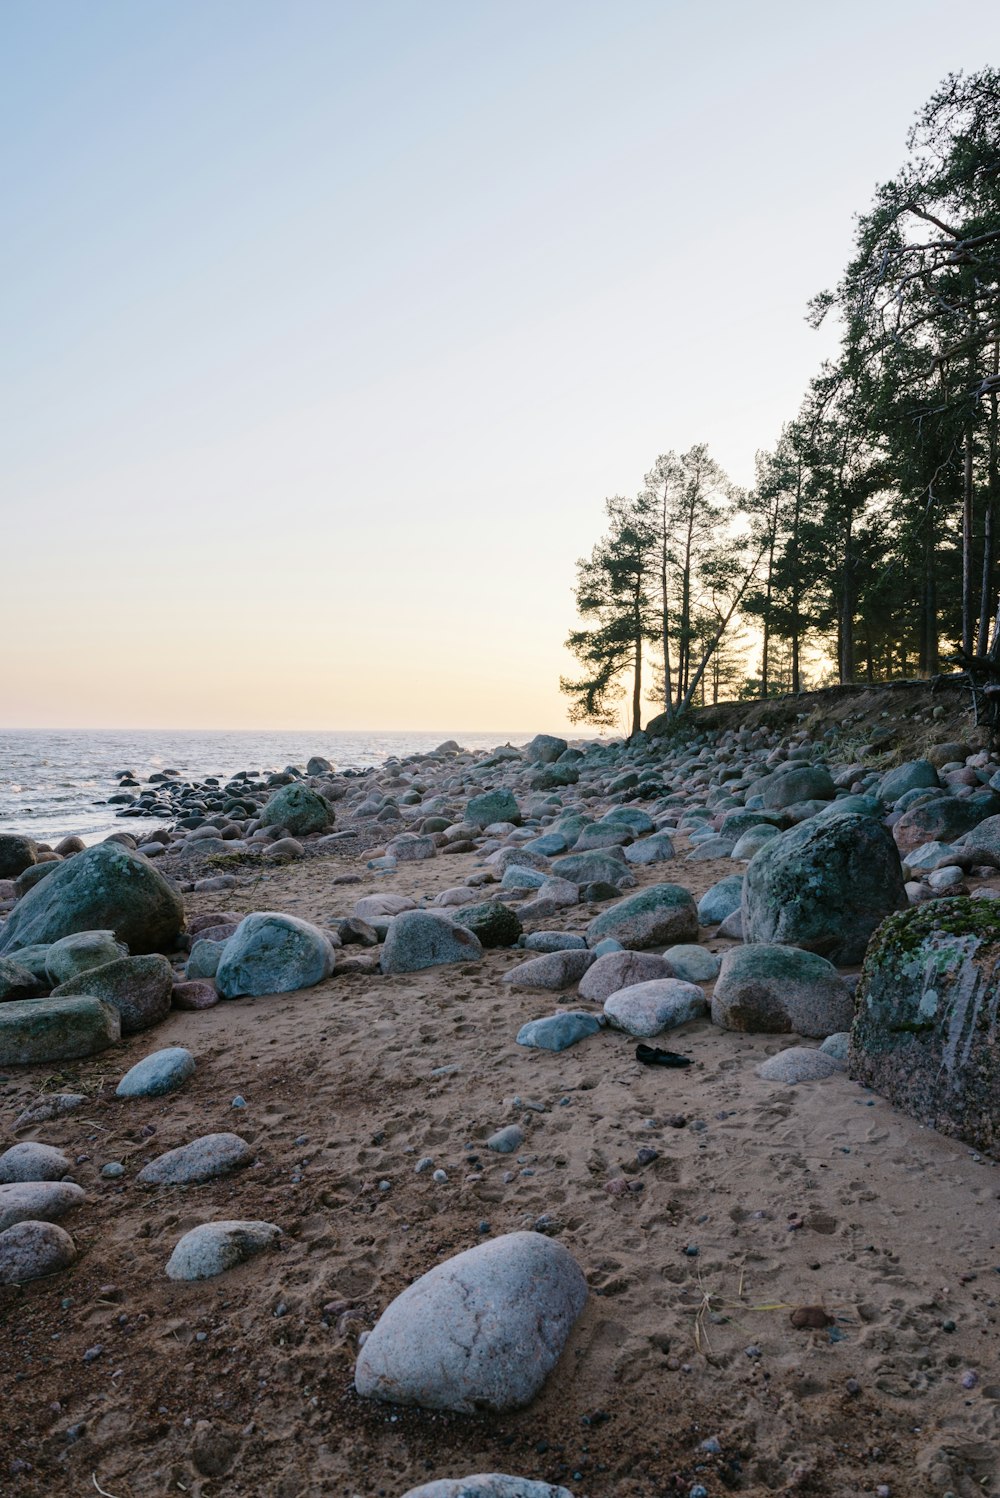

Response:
(3, 722), (1000, 1494)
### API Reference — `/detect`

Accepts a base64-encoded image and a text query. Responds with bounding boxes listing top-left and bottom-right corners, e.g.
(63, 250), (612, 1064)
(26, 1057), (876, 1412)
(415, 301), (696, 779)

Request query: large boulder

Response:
(880, 759), (938, 803)
(466, 790), (521, 828)
(577, 950), (675, 1002)
(711, 945), (854, 1037)
(355, 1231), (587, 1413)
(380, 911), (483, 974)
(44, 930), (128, 986)
(502, 950), (594, 991)
(586, 884), (698, 950)
(453, 903), (523, 948)
(52, 955), (174, 1033)
(0, 835), (38, 879)
(216, 913), (336, 997)
(524, 734), (568, 764)
(892, 796), (992, 855)
(603, 979), (706, 1037)
(759, 765), (835, 809)
(850, 898), (1000, 1157)
(551, 852), (635, 890)
(258, 783), (333, 836)
(0, 843), (184, 957)
(742, 813), (906, 965)
(0, 996), (120, 1065)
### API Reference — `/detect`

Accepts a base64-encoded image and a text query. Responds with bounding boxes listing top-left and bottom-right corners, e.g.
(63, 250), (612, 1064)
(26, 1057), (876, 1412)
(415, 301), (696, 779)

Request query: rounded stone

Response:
(137, 1133), (253, 1185)
(712, 944), (854, 1037)
(585, 884), (698, 950)
(165, 1219), (282, 1280)
(755, 1047), (841, 1083)
(0, 1181), (85, 1233)
(215, 913), (336, 997)
(577, 950), (675, 1002)
(355, 1231), (587, 1413)
(661, 944), (721, 982)
(116, 1047), (196, 1098)
(0, 1143), (73, 1184)
(0, 1220), (77, 1283)
(44, 930), (128, 986)
(401, 1479), (574, 1498)
(603, 979), (707, 1037)
(380, 911), (483, 974)
(0, 996), (120, 1065)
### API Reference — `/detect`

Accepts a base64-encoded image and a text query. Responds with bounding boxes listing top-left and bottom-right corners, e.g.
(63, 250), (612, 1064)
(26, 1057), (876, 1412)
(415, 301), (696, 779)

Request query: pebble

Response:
(432, 1169), (448, 1184)
(487, 1125), (524, 1154)
(100, 1163), (125, 1179)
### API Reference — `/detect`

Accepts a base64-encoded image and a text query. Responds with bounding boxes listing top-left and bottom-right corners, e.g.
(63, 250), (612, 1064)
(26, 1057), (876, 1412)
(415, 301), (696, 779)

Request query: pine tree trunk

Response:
(962, 429), (975, 659)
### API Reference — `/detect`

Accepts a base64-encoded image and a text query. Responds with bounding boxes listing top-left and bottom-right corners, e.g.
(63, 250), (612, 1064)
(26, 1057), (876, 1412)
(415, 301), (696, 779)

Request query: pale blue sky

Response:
(3, 1), (998, 730)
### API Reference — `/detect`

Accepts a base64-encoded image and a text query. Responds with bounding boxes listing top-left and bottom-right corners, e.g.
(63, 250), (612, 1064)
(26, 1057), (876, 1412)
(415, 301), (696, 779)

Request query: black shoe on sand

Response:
(635, 1044), (691, 1068)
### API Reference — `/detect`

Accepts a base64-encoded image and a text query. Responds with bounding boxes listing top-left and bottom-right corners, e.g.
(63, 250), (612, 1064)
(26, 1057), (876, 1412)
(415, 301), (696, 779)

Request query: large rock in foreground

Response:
(742, 813), (906, 965)
(586, 884), (698, 950)
(355, 1231), (587, 1413)
(216, 913), (336, 997)
(850, 898), (1000, 1157)
(0, 843), (184, 957)
(0, 996), (120, 1065)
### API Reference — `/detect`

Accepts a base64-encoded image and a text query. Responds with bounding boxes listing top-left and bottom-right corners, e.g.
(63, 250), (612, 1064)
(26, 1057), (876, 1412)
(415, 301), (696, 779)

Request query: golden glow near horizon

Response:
(5, 2), (996, 732)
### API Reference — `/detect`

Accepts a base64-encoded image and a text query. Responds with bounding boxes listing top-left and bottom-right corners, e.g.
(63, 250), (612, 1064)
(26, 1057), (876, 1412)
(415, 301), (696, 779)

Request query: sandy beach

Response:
(2, 793), (999, 1498)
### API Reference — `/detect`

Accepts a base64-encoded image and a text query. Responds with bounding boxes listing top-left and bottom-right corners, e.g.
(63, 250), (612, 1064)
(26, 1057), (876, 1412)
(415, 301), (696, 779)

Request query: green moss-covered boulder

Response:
(586, 883), (698, 950)
(0, 995), (120, 1065)
(453, 902), (523, 948)
(742, 812), (906, 966)
(258, 783), (334, 836)
(0, 843), (184, 957)
(850, 898), (1000, 1157)
(52, 954), (174, 1034)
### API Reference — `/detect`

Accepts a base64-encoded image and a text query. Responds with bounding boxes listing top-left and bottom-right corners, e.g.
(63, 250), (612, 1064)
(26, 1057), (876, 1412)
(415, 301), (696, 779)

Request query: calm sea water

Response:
(0, 729), (530, 845)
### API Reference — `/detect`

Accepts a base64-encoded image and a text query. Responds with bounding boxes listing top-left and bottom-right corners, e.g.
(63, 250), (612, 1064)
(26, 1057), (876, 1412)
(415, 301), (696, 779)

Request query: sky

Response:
(3, 0), (1000, 733)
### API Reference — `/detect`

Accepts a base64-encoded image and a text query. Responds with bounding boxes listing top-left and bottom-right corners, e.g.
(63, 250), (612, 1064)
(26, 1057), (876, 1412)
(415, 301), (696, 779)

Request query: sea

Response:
(0, 729), (533, 846)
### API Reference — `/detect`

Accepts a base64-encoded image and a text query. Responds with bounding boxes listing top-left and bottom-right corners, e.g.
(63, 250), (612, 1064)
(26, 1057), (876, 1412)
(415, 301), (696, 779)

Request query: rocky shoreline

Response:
(1, 713), (999, 1496)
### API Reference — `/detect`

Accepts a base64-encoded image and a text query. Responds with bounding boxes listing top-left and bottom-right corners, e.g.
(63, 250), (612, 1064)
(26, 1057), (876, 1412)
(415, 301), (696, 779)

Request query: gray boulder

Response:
(892, 796), (992, 855)
(0, 996), (120, 1065)
(712, 944), (854, 1037)
(502, 950), (595, 991)
(603, 979), (706, 1037)
(165, 1219), (281, 1280)
(355, 1231), (587, 1413)
(624, 832), (676, 865)
(0, 1220), (76, 1284)
(850, 898), (1000, 1157)
(551, 852), (635, 890)
(0, 842), (184, 956)
(216, 912), (336, 997)
(742, 812), (906, 965)
(515, 1012), (602, 1051)
(116, 1047), (196, 1098)
(0, 1142), (72, 1183)
(138, 1133), (253, 1185)
(586, 884), (698, 950)
(380, 911), (483, 974)
(467, 790), (521, 828)
(258, 782), (333, 835)
(402, 1479), (573, 1498)
(697, 875), (744, 925)
(187, 938), (226, 980)
(880, 759), (938, 803)
(52, 954), (174, 1033)
(524, 734), (568, 764)
(760, 765), (835, 809)
(662, 944), (720, 982)
(0, 958), (42, 1002)
(755, 1047), (841, 1083)
(0, 1181), (85, 1234)
(44, 930), (128, 986)
(577, 950), (675, 1002)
